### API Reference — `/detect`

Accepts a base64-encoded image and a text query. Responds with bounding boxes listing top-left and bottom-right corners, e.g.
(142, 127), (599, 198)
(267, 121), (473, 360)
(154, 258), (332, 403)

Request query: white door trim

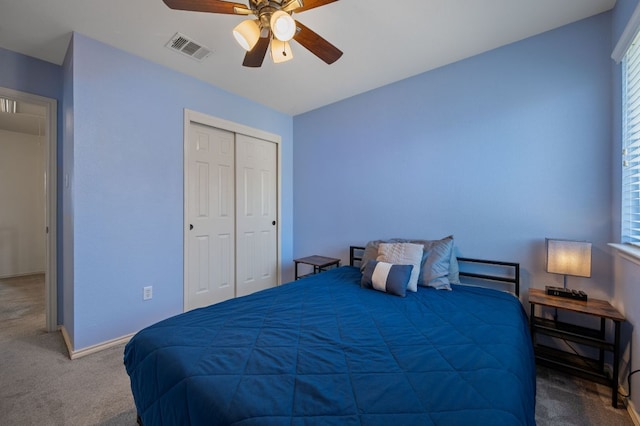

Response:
(183, 109), (282, 311)
(0, 87), (58, 332)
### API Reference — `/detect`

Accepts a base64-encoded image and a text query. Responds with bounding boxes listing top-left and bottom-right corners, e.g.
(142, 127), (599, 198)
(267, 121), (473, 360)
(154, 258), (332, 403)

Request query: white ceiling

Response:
(0, 0), (616, 115)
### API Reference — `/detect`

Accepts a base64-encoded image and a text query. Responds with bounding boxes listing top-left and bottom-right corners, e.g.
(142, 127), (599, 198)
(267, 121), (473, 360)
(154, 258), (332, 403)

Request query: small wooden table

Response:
(294, 255), (341, 280)
(529, 288), (625, 407)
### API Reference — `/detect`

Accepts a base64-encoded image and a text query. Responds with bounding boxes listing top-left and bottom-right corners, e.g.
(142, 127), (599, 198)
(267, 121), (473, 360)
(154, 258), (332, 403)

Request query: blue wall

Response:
(611, 0), (640, 414)
(0, 47), (62, 100)
(294, 13), (613, 304)
(66, 33), (293, 349)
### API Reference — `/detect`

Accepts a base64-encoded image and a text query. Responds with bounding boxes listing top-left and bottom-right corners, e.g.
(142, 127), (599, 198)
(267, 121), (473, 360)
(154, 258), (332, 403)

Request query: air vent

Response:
(166, 32), (212, 61)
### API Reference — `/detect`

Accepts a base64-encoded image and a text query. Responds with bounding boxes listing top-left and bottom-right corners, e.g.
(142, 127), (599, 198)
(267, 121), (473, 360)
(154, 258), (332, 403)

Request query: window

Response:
(622, 31), (640, 245)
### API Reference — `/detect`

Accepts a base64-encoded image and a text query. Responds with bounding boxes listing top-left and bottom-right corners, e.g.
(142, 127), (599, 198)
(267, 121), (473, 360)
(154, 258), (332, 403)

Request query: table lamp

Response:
(545, 238), (592, 289)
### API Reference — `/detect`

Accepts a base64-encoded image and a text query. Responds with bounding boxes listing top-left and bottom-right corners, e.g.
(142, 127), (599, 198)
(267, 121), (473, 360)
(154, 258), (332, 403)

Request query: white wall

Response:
(0, 128), (45, 277)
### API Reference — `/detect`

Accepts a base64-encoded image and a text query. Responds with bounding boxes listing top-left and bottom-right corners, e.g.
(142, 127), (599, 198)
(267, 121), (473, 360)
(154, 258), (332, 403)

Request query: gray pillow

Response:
(406, 236), (457, 287)
(418, 236), (453, 290)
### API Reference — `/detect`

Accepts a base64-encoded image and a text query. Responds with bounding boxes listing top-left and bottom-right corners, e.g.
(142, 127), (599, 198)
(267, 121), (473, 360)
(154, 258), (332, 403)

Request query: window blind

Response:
(622, 31), (640, 245)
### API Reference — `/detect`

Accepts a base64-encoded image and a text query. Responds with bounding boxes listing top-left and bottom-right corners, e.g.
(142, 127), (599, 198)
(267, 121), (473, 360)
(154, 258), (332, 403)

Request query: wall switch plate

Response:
(143, 286), (152, 300)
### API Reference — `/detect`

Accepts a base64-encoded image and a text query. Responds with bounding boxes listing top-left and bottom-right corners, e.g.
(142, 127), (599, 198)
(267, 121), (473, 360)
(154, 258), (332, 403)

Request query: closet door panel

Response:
(235, 134), (277, 297)
(185, 123), (235, 310)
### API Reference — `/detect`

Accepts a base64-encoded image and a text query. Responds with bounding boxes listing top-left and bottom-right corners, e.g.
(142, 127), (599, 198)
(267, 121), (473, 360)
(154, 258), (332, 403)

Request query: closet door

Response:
(185, 119), (279, 311)
(235, 134), (278, 297)
(185, 123), (235, 310)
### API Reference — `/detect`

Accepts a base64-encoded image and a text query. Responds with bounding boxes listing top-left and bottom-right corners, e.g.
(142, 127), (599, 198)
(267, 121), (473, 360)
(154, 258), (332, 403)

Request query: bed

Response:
(124, 243), (535, 425)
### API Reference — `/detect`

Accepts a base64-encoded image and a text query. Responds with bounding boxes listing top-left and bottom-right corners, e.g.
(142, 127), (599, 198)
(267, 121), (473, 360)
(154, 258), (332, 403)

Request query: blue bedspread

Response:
(124, 266), (536, 425)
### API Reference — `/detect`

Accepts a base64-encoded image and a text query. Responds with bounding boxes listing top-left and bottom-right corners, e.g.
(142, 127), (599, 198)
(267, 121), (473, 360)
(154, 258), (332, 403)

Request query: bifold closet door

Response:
(186, 123), (235, 310)
(235, 133), (278, 297)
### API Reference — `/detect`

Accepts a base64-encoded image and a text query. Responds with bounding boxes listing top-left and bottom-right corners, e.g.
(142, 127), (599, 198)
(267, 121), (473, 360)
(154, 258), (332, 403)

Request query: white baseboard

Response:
(628, 397), (640, 426)
(59, 325), (133, 360)
(0, 271), (45, 279)
(591, 364), (639, 424)
(59, 325), (73, 358)
(617, 383), (640, 426)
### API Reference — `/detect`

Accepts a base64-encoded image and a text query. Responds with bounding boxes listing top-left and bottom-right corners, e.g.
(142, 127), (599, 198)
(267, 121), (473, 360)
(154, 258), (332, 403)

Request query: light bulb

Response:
(270, 10), (296, 42)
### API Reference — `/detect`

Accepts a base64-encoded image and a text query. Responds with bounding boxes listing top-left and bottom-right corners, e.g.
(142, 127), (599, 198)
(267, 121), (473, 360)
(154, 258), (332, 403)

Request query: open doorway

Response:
(0, 87), (57, 332)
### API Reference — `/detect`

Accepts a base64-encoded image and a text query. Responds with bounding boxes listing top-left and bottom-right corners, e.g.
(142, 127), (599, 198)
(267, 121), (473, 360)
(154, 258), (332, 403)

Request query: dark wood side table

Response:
(529, 288), (625, 408)
(294, 255), (341, 280)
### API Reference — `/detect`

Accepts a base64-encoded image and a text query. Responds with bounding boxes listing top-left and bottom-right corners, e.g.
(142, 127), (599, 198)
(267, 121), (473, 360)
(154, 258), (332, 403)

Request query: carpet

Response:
(535, 365), (634, 425)
(0, 274), (635, 425)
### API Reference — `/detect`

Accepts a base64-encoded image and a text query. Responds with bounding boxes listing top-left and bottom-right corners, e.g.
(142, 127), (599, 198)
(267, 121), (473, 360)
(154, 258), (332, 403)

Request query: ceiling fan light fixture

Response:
(271, 39), (293, 63)
(281, 0), (303, 12)
(270, 10), (296, 41)
(233, 19), (261, 51)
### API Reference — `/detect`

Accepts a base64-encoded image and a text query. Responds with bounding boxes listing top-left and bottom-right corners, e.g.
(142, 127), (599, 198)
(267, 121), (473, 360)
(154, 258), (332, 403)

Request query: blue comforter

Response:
(124, 266), (536, 425)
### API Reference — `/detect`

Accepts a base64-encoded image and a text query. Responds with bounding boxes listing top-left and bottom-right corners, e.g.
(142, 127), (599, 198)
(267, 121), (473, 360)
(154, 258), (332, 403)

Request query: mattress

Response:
(124, 266), (536, 425)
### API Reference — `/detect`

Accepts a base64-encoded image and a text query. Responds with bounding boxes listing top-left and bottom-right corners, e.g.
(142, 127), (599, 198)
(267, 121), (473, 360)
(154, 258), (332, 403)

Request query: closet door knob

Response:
(189, 224), (194, 230)
(272, 221), (276, 226)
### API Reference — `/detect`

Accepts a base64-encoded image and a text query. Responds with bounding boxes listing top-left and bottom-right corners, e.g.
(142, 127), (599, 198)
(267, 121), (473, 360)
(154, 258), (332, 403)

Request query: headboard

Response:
(349, 245), (520, 296)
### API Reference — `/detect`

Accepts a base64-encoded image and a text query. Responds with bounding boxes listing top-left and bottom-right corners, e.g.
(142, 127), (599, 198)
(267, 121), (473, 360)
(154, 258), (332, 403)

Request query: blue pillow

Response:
(361, 260), (413, 297)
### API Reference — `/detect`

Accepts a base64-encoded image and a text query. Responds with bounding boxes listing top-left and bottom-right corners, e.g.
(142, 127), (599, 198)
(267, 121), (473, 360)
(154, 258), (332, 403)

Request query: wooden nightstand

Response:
(528, 288), (625, 407)
(294, 255), (341, 280)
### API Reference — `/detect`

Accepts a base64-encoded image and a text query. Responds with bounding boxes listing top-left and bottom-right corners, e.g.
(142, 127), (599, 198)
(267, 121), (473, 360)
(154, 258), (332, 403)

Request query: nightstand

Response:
(528, 288), (625, 407)
(294, 255), (341, 280)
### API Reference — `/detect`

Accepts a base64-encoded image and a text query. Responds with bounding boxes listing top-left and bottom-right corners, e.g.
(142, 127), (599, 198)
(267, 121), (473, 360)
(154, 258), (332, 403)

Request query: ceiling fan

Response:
(162, 0), (343, 67)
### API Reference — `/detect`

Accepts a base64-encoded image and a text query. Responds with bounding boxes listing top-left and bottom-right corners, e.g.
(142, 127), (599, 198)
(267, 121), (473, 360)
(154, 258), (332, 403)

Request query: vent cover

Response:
(166, 32), (212, 61)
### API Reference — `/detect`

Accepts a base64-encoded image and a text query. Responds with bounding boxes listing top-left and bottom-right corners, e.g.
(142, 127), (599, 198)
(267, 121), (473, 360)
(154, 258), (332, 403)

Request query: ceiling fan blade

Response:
(295, 0), (339, 13)
(293, 21), (342, 64)
(242, 36), (270, 67)
(162, 0), (249, 14)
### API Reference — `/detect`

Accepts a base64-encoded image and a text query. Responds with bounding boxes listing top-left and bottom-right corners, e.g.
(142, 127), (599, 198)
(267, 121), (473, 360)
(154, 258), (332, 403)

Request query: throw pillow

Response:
(361, 261), (413, 297)
(360, 237), (460, 284)
(418, 236), (454, 290)
(376, 242), (423, 292)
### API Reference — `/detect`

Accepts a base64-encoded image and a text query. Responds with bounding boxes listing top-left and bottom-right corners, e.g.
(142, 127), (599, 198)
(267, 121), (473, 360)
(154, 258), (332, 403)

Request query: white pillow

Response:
(376, 242), (423, 292)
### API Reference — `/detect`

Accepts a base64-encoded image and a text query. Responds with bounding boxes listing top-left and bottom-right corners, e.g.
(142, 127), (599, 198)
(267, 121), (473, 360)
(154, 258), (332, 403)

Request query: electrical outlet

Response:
(143, 286), (153, 300)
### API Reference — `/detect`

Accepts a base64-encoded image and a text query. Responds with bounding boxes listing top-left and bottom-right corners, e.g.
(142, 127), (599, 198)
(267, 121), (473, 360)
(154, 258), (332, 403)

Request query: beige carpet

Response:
(0, 274), (136, 425)
(536, 365), (634, 425)
(0, 274), (635, 425)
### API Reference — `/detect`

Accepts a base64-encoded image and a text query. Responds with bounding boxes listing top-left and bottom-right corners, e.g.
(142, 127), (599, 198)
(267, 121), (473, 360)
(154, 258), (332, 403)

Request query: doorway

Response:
(0, 87), (57, 332)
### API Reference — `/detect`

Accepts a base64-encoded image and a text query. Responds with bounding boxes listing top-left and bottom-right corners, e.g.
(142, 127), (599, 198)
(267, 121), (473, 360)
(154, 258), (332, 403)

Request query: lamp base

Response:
(545, 286), (588, 301)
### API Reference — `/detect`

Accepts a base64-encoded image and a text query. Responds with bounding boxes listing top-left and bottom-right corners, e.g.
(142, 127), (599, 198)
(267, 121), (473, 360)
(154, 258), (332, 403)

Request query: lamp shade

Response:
(271, 39), (293, 63)
(233, 19), (261, 51)
(546, 238), (592, 278)
(270, 10), (296, 41)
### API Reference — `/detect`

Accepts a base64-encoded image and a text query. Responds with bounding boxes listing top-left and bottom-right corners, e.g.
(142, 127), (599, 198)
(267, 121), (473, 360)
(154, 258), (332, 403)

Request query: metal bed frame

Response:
(349, 245), (520, 296)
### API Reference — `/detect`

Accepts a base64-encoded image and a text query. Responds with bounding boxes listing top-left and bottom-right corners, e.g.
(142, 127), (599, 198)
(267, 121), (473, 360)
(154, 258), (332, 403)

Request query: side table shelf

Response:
(294, 255), (341, 280)
(528, 288), (625, 408)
